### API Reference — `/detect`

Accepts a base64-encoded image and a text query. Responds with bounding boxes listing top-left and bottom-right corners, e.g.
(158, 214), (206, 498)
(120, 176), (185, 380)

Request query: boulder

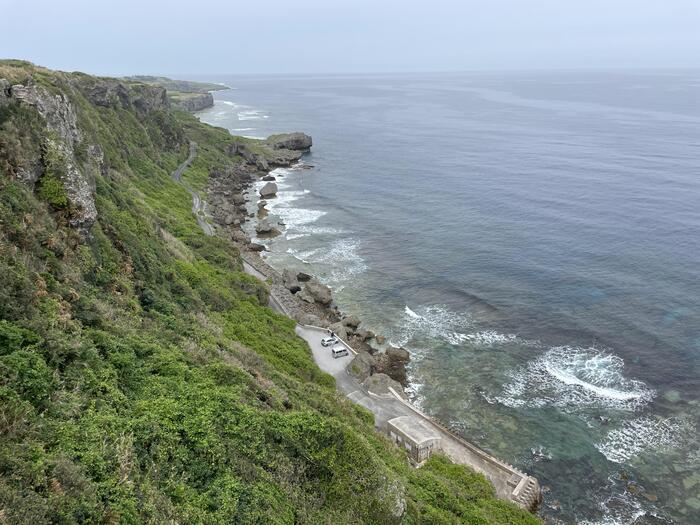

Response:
(282, 268), (301, 294)
(376, 347), (410, 386)
(342, 315), (361, 329)
(259, 182), (278, 198)
(304, 281), (332, 306)
(256, 220), (279, 236)
(248, 243), (266, 252)
(355, 329), (371, 341)
(232, 194), (245, 205)
(262, 175), (276, 181)
(297, 289), (315, 304)
(347, 351), (376, 382)
(375, 335), (386, 345)
(327, 322), (348, 341)
(386, 346), (410, 363)
(231, 230), (250, 244)
(296, 272), (313, 282)
(257, 200), (267, 209)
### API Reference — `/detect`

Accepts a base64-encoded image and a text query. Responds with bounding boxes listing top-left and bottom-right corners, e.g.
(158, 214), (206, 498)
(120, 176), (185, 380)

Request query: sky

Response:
(2, 0), (699, 76)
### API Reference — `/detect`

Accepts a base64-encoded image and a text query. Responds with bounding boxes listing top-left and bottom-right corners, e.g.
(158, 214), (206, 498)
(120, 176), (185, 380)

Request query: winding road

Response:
(171, 141), (215, 236)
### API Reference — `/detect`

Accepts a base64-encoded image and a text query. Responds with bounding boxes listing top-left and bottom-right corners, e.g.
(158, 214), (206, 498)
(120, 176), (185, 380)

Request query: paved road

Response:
(294, 324), (538, 507)
(171, 141), (215, 237)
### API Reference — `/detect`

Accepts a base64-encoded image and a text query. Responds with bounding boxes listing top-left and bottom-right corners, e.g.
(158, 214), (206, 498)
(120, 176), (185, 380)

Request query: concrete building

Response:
(387, 415), (441, 464)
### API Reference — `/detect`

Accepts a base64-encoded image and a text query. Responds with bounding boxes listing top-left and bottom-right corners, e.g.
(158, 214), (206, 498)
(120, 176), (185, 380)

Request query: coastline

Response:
(184, 125), (542, 512)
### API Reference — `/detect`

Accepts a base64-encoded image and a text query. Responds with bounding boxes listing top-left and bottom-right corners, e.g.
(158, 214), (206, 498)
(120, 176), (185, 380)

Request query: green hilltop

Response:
(0, 60), (539, 524)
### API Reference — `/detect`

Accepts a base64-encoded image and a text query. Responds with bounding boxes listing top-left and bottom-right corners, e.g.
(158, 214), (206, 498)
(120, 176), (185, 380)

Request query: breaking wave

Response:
(494, 346), (654, 411)
(394, 305), (473, 346)
(464, 331), (518, 346)
(286, 239), (367, 286)
(595, 416), (689, 464)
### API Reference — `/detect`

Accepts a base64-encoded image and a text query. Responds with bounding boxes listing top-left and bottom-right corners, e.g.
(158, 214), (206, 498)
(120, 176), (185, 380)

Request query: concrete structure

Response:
(388, 416), (441, 464)
(238, 258), (542, 511)
(293, 324), (542, 512)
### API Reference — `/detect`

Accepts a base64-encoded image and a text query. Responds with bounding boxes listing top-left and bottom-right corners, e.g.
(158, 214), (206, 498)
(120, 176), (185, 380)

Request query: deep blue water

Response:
(195, 71), (700, 524)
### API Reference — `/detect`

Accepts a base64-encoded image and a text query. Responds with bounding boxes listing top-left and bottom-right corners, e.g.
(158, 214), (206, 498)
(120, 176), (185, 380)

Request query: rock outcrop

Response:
(74, 77), (170, 117)
(267, 132), (313, 151)
(282, 269), (301, 294)
(304, 281), (333, 306)
(347, 351), (375, 382)
(259, 182), (278, 198)
(255, 220), (280, 237)
(170, 92), (213, 112)
(8, 82), (97, 230)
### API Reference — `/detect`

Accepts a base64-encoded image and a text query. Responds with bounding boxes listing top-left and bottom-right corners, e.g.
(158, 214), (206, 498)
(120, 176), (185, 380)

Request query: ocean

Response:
(193, 70), (700, 524)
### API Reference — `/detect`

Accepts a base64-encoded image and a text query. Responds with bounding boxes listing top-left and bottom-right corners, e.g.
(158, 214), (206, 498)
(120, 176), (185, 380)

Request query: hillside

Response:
(0, 60), (539, 524)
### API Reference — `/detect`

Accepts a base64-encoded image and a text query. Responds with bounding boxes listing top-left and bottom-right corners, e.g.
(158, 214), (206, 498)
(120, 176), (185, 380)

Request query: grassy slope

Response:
(0, 61), (539, 525)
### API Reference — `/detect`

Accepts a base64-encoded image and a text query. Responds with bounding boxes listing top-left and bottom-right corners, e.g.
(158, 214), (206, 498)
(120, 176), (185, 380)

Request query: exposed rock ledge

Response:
(170, 92), (214, 112)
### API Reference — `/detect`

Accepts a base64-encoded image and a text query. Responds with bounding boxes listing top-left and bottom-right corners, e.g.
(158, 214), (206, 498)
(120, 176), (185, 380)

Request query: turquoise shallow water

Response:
(195, 71), (700, 524)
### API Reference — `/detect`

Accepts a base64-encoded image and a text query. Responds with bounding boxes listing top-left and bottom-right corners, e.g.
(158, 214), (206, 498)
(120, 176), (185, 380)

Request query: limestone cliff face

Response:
(73, 77), (170, 116)
(170, 92), (214, 112)
(7, 82), (98, 230)
(1, 76), (170, 232)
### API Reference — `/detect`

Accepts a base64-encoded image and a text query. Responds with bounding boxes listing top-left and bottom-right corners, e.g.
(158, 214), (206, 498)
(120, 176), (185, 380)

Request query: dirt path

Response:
(171, 141), (215, 236)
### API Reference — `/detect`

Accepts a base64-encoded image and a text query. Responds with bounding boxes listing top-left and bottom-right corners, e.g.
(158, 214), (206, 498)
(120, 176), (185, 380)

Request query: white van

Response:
(331, 346), (349, 358)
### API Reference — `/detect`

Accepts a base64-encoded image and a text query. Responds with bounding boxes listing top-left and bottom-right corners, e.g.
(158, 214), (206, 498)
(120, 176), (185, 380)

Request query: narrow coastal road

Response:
(181, 151), (539, 510)
(294, 324), (538, 506)
(171, 141), (215, 237)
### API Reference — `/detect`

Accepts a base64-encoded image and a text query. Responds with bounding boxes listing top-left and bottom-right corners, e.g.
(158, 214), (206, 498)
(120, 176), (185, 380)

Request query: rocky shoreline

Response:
(205, 132), (412, 391)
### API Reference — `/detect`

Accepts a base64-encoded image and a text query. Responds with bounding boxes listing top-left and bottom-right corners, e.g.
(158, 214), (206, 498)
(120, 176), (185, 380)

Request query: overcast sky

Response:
(2, 0), (699, 76)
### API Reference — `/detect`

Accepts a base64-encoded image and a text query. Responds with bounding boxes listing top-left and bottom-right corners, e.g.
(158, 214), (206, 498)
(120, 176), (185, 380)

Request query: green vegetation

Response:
(0, 60), (539, 524)
(123, 75), (228, 94)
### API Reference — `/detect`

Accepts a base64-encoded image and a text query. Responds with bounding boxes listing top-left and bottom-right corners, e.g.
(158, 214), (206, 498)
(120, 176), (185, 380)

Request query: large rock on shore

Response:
(267, 132), (312, 151)
(327, 321), (348, 341)
(259, 182), (278, 198)
(255, 220), (280, 237)
(342, 315), (361, 329)
(375, 346), (411, 386)
(304, 281), (332, 306)
(347, 351), (375, 382)
(282, 268), (301, 294)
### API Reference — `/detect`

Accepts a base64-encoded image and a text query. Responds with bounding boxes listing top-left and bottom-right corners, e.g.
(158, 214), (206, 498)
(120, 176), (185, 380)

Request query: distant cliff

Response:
(168, 91), (214, 111)
(124, 75), (227, 112)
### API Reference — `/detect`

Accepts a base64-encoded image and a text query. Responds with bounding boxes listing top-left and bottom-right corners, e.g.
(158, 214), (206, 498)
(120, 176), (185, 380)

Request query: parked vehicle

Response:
(321, 336), (339, 347)
(331, 346), (349, 358)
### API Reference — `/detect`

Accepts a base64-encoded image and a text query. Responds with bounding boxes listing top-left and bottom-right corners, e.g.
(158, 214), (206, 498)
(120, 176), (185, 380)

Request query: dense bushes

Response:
(0, 62), (539, 524)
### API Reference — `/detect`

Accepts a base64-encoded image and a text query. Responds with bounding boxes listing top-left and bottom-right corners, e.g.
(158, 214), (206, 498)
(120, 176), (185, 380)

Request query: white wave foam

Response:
(286, 239), (367, 283)
(465, 331), (518, 346)
(285, 233), (310, 240)
(394, 305), (472, 346)
(579, 493), (646, 525)
(238, 110), (269, 121)
(494, 346), (654, 411)
(595, 416), (688, 463)
(294, 225), (347, 235)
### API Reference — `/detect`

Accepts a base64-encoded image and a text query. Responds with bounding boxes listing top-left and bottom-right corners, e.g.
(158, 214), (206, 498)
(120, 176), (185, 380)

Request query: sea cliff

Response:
(0, 59), (539, 525)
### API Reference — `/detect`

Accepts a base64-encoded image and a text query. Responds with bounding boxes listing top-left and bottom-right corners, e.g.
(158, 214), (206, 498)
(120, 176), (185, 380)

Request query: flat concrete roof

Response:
(388, 416), (441, 445)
